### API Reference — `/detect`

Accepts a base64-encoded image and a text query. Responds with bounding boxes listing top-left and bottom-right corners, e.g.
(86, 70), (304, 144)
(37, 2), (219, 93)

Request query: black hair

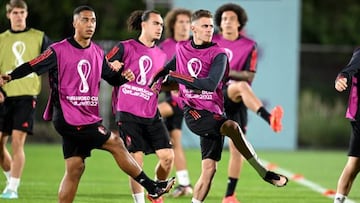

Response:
(214, 3), (248, 32)
(127, 9), (161, 31)
(73, 5), (95, 16)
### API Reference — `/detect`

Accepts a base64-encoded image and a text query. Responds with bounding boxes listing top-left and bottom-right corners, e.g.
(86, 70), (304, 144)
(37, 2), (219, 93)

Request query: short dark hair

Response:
(191, 9), (212, 22)
(6, 0), (27, 13)
(214, 3), (248, 32)
(127, 10), (161, 31)
(164, 8), (191, 38)
(73, 5), (94, 16)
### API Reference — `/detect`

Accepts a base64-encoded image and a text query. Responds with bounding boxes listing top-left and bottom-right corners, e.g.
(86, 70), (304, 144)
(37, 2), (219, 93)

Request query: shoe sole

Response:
(171, 187), (193, 198)
(264, 171), (288, 187)
(163, 177), (176, 194)
(147, 195), (163, 203)
(148, 177), (176, 200)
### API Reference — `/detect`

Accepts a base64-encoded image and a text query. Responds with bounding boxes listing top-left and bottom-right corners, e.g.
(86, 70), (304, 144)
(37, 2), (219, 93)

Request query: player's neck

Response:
(193, 37), (211, 46)
(74, 35), (91, 48)
(222, 31), (239, 41)
(174, 33), (189, 42)
(138, 35), (155, 48)
(11, 24), (26, 32)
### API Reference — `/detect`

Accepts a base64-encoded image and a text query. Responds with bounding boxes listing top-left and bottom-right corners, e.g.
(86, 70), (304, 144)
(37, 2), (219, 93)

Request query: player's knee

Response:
(202, 161), (217, 178)
(157, 148), (174, 165)
(238, 81), (251, 91)
(221, 120), (239, 136)
(66, 161), (85, 179)
(204, 165), (216, 175)
(105, 133), (125, 149)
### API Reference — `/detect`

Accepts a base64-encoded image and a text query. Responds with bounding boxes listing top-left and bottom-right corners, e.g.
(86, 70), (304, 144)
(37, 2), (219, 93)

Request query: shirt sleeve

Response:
(106, 42), (124, 61)
(148, 56), (176, 88)
(169, 53), (228, 92)
(41, 34), (53, 52)
(101, 56), (129, 86)
(243, 45), (257, 72)
(337, 48), (360, 81)
(10, 47), (57, 80)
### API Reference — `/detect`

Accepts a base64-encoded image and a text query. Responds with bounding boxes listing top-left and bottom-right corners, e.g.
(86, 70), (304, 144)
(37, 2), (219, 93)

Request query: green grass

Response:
(1, 144), (359, 202)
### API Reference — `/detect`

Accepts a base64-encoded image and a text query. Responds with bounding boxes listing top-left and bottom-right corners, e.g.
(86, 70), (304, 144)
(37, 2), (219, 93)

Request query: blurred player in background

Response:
(334, 47), (360, 203)
(158, 8), (193, 198)
(0, 0), (51, 199)
(213, 4), (284, 202)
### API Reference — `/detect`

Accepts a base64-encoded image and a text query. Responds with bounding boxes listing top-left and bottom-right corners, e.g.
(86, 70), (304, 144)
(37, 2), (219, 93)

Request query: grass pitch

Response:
(1, 144), (359, 203)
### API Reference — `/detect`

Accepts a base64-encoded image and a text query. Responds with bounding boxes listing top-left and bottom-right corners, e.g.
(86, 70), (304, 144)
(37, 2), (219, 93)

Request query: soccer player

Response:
(106, 10), (174, 203)
(213, 3), (284, 202)
(158, 8), (193, 197)
(0, 6), (175, 202)
(0, 0), (52, 199)
(151, 9), (288, 203)
(334, 47), (360, 203)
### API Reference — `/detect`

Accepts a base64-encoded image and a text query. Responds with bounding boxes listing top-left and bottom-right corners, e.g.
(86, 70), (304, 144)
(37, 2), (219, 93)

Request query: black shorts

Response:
(184, 106), (226, 161)
(348, 120), (360, 157)
(1, 96), (36, 135)
(0, 104), (6, 130)
(53, 119), (111, 159)
(118, 118), (172, 155)
(164, 98), (183, 131)
(223, 86), (248, 133)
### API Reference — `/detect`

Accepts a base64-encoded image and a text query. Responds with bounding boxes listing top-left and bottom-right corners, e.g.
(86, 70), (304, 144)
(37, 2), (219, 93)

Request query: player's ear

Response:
(73, 20), (76, 29)
(190, 25), (196, 33)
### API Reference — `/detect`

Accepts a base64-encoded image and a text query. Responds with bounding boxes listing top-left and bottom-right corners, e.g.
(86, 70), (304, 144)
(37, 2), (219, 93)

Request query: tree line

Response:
(1, 0), (359, 44)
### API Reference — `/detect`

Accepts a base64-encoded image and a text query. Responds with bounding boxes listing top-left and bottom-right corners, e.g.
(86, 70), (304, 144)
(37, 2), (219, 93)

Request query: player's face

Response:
(73, 10), (96, 40)
(143, 13), (163, 41)
(174, 14), (190, 38)
(220, 11), (240, 34)
(7, 7), (27, 31)
(191, 17), (214, 43)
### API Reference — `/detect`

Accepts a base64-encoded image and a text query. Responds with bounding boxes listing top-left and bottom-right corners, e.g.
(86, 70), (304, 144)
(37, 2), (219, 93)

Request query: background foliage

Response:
(1, 0), (360, 44)
(0, 0), (148, 40)
(302, 0), (360, 45)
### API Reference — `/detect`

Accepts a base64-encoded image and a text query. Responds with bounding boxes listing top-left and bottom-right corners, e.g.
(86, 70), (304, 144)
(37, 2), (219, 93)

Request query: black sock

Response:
(257, 107), (271, 124)
(134, 171), (155, 193)
(225, 177), (238, 197)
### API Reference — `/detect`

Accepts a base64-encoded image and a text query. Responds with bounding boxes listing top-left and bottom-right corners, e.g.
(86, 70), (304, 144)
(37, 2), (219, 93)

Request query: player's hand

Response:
(122, 69), (135, 81)
(150, 82), (160, 94)
(109, 60), (124, 72)
(0, 74), (11, 86)
(335, 76), (347, 92)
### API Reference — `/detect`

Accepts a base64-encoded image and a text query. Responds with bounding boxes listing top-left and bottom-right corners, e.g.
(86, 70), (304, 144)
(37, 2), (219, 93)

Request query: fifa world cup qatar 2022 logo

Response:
(11, 41), (36, 78)
(12, 41), (26, 67)
(224, 48), (233, 62)
(187, 58), (202, 78)
(136, 55), (153, 86)
(77, 59), (91, 93)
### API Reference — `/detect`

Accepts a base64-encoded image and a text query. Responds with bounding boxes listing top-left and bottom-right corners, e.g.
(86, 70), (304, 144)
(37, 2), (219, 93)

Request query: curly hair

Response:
(164, 8), (191, 38)
(214, 3), (248, 32)
(127, 9), (161, 32)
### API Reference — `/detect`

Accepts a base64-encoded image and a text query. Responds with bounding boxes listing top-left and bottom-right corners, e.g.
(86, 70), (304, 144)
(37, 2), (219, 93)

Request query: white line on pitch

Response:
(261, 159), (357, 203)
